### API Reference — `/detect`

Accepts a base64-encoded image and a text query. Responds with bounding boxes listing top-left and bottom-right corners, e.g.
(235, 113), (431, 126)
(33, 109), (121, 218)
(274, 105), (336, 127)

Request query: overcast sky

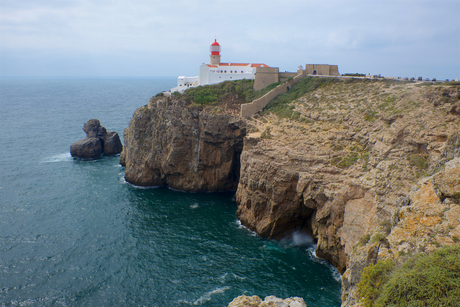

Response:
(1, 0), (459, 79)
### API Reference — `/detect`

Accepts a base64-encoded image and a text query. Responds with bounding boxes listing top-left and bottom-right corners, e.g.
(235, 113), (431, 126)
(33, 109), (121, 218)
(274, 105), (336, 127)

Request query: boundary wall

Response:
(240, 71), (306, 117)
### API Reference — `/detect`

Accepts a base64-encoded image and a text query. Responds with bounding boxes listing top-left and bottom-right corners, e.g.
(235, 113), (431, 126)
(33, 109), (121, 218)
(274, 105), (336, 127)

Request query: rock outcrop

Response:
(120, 96), (246, 191)
(228, 295), (307, 307)
(70, 119), (123, 159)
(121, 78), (459, 306)
(234, 80), (459, 305)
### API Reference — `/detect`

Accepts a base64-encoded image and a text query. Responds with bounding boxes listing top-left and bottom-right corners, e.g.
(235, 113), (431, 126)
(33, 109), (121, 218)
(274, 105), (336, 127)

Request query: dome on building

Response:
(210, 39), (221, 55)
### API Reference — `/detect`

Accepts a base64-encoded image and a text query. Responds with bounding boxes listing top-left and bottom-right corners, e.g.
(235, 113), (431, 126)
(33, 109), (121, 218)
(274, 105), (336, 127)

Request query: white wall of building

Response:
(170, 63), (258, 93)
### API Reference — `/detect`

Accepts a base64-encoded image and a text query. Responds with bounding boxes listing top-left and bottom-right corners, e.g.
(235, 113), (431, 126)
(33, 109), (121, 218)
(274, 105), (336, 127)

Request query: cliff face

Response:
(234, 80), (459, 304)
(120, 96), (246, 191)
(121, 79), (459, 306)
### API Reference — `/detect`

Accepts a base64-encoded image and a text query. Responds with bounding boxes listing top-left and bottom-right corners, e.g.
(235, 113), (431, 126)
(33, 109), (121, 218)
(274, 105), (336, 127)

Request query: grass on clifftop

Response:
(173, 79), (280, 106)
(357, 245), (460, 307)
(262, 76), (340, 118)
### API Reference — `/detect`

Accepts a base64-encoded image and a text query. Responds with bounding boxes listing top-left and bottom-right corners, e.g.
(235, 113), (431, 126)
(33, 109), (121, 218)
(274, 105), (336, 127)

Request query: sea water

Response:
(0, 77), (341, 306)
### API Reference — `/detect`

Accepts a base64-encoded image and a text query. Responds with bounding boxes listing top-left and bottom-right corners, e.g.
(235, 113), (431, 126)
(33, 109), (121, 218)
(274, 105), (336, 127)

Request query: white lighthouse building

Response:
(169, 40), (271, 93)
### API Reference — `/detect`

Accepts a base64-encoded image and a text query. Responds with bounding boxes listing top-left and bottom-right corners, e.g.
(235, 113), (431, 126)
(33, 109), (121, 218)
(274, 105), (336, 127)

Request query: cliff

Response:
(120, 94), (246, 191)
(234, 78), (460, 305)
(121, 78), (460, 306)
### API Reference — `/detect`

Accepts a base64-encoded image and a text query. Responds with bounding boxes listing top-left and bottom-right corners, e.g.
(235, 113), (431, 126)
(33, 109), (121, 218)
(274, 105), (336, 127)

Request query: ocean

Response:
(0, 77), (341, 306)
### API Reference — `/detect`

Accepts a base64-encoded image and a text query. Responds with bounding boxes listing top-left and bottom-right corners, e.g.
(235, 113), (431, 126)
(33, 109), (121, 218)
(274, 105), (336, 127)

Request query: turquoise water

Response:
(0, 78), (341, 306)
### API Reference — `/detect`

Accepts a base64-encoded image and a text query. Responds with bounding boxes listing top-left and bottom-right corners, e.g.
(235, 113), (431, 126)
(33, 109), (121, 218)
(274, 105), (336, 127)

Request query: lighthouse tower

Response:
(210, 39), (221, 65)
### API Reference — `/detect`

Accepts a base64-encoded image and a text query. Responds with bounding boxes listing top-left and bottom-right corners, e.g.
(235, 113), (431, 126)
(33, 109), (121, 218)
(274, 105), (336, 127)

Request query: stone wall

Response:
(240, 72), (306, 117)
(305, 64), (340, 76)
(279, 72), (298, 83)
(254, 67), (280, 91)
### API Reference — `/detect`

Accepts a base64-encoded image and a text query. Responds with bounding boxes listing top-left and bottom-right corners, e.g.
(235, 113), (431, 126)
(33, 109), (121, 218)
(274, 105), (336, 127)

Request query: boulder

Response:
(70, 119), (122, 159)
(70, 137), (102, 159)
(102, 131), (123, 155)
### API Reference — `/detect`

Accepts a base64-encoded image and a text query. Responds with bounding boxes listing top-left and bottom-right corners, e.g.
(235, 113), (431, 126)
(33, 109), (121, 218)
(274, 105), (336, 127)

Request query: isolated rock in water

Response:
(70, 137), (102, 159)
(102, 131), (123, 155)
(70, 119), (122, 159)
(83, 119), (107, 138)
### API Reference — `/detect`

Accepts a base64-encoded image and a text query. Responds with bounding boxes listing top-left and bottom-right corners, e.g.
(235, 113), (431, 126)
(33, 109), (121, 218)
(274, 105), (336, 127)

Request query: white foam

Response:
(193, 286), (231, 305)
(190, 203), (199, 209)
(292, 231), (314, 246)
(41, 153), (72, 163)
(235, 219), (258, 237)
(306, 246), (343, 282)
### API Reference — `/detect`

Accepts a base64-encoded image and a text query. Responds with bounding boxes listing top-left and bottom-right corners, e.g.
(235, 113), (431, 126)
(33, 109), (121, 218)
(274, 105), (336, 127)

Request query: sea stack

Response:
(70, 119), (122, 159)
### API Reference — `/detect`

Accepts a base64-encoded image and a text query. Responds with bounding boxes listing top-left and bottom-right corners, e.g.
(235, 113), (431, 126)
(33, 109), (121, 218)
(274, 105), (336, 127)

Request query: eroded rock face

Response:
(234, 81), (459, 305)
(120, 96), (246, 191)
(70, 119), (122, 159)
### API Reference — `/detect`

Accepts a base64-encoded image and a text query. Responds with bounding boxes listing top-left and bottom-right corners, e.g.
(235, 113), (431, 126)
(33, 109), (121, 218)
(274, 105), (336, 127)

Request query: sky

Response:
(0, 0), (459, 80)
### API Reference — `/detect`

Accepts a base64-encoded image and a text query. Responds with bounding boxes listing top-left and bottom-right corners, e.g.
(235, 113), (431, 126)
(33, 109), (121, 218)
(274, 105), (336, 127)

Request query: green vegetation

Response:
(407, 154), (428, 172)
(260, 128), (272, 139)
(371, 233), (387, 244)
(364, 111), (377, 122)
(453, 192), (460, 203)
(357, 234), (371, 246)
(174, 79), (279, 106)
(358, 246), (460, 307)
(334, 152), (359, 168)
(262, 76), (339, 118)
(343, 73), (366, 77)
(357, 259), (394, 307)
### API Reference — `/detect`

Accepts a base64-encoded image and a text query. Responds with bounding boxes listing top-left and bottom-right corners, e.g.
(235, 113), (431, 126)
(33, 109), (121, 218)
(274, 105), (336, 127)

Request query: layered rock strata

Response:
(120, 96), (246, 191)
(70, 119), (122, 159)
(121, 79), (459, 306)
(234, 81), (459, 304)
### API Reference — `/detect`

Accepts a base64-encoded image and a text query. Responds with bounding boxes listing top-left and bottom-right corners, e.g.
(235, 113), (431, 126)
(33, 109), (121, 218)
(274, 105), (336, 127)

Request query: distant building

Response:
(305, 64), (340, 76)
(170, 40), (271, 93)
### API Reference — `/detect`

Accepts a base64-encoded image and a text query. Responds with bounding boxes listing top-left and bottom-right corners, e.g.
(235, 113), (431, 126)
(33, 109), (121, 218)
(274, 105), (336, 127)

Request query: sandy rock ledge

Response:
(228, 295), (307, 307)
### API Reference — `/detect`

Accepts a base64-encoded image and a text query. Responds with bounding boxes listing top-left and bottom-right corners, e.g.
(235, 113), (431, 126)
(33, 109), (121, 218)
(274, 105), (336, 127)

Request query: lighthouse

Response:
(210, 39), (221, 65)
(169, 39), (271, 93)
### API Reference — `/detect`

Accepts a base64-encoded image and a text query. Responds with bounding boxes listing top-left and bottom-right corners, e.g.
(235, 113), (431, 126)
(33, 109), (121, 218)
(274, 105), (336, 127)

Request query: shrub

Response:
(371, 233), (387, 243)
(358, 246), (460, 307)
(407, 154), (428, 170)
(357, 233), (371, 246)
(260, 128), (272, 139)
(357, 259), (395, 307)
(334, 152), (359, 168)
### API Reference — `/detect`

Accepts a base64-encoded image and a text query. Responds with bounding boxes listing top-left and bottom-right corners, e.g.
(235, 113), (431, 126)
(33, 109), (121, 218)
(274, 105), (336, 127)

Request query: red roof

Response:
(211, 39), (220, 46)
(251, 64), (270, 68)
(209, 63), (270, 67)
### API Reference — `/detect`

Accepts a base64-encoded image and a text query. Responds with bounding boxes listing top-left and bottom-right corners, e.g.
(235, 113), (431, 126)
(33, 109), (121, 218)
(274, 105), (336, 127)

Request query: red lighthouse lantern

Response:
(210, 39), (221, 65)
(210, 39), (221, 55)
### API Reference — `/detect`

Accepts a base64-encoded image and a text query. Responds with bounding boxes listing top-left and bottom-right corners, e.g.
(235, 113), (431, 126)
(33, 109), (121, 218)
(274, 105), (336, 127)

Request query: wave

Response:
(235, 219), (258, 237)
(41, 153), (72, 163)
(306, 246), (343, 282)
(193, 286), (231, 305)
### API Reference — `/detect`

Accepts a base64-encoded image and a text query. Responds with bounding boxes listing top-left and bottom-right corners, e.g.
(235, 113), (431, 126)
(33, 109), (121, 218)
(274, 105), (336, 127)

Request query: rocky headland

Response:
(120, 95), (246, 191)
(70, 119), (122, 159)
(120, 78), (460, 306)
